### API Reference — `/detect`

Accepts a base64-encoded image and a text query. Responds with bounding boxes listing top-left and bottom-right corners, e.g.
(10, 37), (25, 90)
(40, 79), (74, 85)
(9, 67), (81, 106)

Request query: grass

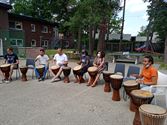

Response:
(159, 63), (167, 70)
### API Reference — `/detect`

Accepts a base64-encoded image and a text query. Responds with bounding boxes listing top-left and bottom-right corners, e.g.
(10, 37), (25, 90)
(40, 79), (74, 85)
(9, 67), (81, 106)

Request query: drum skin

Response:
(131, 90), (154, 125)
(139, 104), (167, 125)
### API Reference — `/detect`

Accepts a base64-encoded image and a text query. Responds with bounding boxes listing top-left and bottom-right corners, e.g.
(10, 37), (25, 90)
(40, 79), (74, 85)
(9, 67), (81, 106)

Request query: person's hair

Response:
(144, 55), (154, 64)
(7, 47), (13, 52)
(57, 48), (63, 51)
(96, 51), (105, 58)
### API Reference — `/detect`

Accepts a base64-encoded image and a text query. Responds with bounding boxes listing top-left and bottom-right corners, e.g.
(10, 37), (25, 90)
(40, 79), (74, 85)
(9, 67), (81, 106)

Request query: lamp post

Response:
(119, 0), (126, 51)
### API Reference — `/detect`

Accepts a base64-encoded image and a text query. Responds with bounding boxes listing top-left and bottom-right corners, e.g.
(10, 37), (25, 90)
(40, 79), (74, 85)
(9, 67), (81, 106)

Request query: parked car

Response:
(135, 44), (150, 52)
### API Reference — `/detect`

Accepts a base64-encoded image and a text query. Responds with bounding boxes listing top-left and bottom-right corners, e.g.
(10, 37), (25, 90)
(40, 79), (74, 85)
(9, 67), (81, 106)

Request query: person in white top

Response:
(51, 48), (68, 82)
(35, 48), (49, 81)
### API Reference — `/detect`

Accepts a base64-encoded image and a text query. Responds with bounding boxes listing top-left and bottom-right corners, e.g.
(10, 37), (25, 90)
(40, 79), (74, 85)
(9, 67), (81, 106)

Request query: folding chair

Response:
(26, 59), (35, 79)
(13, 64), (20, 80)
(114, 63), (125, 77)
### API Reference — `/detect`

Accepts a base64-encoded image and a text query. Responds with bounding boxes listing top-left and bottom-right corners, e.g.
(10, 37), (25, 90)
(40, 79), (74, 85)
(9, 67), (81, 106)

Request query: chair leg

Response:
(165, 89), (167, 108)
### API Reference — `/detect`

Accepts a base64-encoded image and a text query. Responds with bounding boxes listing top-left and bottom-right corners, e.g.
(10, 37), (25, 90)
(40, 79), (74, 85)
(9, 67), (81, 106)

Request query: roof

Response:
(8, 13), (58, 27)
(0, 2), (12, 10)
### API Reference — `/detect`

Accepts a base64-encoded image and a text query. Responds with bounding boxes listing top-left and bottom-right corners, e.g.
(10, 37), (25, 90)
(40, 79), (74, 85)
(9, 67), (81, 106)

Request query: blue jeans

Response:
(35, 65), (48, 79)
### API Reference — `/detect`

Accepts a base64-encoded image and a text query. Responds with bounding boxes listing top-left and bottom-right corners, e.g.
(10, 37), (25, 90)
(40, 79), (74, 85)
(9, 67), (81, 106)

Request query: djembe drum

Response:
(62, 67), (71, 83)
(20, 66), (28, 81)
(110, 74), (123, 101)
(51, 65), (60, 76)
(123, 80), (140, 112)
(103, 71), (113, 92)
(139, 104), (167, 125)
(36, 65), (45, 78)
(73, 65), (82, 82)
(131, 90), (154, 125)
(0, 64), (11, 80)
(87, 66), (98, 86)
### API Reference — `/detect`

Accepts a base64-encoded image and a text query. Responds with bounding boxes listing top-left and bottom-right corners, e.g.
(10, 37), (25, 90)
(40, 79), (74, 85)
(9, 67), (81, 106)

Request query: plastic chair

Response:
(150, 71), (167, 108)
(114, 63), (125, 77)
(26, 59), (35, 79)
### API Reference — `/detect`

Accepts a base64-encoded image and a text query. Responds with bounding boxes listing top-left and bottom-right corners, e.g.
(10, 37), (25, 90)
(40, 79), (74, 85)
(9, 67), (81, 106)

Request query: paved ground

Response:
(0, 61), (166, 125)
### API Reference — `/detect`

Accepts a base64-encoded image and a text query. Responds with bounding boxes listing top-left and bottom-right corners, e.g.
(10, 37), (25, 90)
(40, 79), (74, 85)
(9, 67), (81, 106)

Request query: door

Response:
(0, 39), (3, 55)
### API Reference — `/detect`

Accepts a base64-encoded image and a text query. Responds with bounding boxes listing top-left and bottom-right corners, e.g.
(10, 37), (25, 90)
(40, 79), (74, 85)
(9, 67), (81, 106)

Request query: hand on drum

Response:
(136, 79), (144, 84)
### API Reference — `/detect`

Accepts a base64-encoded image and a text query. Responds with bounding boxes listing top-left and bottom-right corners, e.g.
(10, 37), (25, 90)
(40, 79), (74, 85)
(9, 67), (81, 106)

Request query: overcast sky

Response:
(119, 0), (149, 36)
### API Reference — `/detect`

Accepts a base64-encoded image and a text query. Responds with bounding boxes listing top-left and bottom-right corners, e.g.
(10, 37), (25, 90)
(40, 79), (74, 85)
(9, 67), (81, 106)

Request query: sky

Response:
(119, 0), (149, 36)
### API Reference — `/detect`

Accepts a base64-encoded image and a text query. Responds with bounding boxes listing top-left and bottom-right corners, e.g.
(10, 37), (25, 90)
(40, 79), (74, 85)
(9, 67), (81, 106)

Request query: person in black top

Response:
(3, 47), (19, 81)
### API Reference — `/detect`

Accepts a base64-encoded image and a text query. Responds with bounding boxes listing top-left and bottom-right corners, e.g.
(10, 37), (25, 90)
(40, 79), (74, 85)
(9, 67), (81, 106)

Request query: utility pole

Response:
(119, 0), (126, 51)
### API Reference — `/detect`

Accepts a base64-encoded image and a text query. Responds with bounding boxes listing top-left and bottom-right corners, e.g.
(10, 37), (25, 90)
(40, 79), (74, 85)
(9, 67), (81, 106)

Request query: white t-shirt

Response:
(53, 53), (68, 65)
(36, 54), (49, 65)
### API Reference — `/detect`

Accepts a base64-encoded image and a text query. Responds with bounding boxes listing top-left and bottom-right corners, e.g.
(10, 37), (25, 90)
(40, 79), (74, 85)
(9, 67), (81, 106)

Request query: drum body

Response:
(51, 65), (60, 76)
(103, 71), (113, 92)
(0, 64), (11, 80)
(139, 104), (167, 125)
(62, 67), (71, 83)
(110, 74), (123, 101)
(131, 90), (154, 125)
(88, 66), (98, 85)
(73, 65), (82, 76)
(123, 80), (140, 112)
(36, 65), (45, 78)
(20, 66), (28, 81)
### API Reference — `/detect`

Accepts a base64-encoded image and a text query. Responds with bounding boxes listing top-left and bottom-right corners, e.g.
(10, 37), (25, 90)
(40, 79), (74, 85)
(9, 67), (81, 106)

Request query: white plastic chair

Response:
(150, 71), (167, 108)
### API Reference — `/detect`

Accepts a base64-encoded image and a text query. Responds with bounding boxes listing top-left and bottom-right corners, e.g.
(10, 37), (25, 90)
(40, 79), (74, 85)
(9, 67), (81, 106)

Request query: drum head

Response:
(123, 80), (138, 86)
(103, 71), (113, 75)
(36, 65), (44, 69)
(0, 64), (11, 67)
(51, 65), (60, 69)
(140, 104), (167, 115)
(88, 66), (98, 72)
(63, 67), (71, 70)
(20, 66), (27, 69)
(131, 90), (153, 98)
(110, 74), (123, 79)
(73, 65), (82, 71)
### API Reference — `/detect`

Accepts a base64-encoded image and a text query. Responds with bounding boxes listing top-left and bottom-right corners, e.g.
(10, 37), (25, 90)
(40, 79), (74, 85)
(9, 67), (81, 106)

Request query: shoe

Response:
(5, 80), (10, 83)
(38, 78), (42, 82)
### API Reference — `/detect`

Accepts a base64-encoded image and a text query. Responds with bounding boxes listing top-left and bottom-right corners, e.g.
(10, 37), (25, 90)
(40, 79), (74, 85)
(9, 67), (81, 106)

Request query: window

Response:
(9, 21), (22, 30)
(31, 39), (36, 47)
(42, 26), (48, 33)
(10, 39), (23, 46)
(31, 24), (36, 32)
(41, 40), (48, 47)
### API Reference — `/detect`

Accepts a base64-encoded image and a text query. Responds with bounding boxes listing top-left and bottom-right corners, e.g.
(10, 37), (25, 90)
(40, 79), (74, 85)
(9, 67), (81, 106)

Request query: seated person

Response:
(87, 51), (105, 87)
(51, 48), (68, 82)
(134, 55), (158, 91)
(35, 48), (49, 81)
(3, 47), (19, 82)
(74, 49), (91, 83)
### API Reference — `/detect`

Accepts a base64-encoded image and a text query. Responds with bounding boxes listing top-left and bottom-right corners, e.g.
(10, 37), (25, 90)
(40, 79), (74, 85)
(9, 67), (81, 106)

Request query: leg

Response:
(34, 68), (40, 79)
(52, 67), (63, 81)
(74, 74), (79, 83)
(87, 76), (91, 86)
(9, 65), (14, 80)
(91, 73), (100, 87)
(50, 68), (56, 77)
(42, 66), (48, 80)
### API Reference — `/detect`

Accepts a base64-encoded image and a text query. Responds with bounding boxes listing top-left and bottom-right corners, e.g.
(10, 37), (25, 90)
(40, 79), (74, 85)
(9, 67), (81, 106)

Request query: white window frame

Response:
(31, 24), (36, 32)
(42, 26), (48, 33)
(31, 39), (36, 47)
(9, 21), (23, 30)
(10, 39), (23, 47)
(41, 40), (48, 47)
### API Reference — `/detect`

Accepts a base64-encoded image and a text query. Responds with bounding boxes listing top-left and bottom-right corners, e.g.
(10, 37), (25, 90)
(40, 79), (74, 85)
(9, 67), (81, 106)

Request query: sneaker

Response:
(5, 80), (10, 83)
(38, 78), (42, 82)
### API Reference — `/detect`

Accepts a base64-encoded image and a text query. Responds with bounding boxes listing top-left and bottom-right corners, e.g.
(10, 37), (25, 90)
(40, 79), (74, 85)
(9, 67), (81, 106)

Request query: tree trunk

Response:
(77, 27), (82, 51)
(89, 26), (94, 56)
(97, 19), (107, 51)
(164, 34), (167, 63)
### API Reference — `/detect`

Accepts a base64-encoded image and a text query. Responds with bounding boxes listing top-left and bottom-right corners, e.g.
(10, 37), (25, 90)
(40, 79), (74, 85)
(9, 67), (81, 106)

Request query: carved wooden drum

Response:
(20, 66), (28, 81)
(0, 64), (11, 80)
(62, 66), (71, 83)
(87, 66), (98, 86)
(103, 71), (113, 92)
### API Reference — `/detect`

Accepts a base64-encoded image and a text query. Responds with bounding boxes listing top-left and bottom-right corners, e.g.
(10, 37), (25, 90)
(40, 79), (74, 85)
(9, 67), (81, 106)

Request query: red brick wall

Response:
(0, 8), (9, 30)
(25, 47), (42, 58)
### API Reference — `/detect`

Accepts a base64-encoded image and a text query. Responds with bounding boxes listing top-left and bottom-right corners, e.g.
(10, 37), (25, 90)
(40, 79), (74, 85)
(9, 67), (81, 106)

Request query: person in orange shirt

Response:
(133, 55), (158, 90)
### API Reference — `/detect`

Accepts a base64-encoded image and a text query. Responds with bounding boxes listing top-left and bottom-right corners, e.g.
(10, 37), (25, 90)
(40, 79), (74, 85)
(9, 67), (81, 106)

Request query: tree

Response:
(137, 26), (147, 36)
(144, 0), (167, 62)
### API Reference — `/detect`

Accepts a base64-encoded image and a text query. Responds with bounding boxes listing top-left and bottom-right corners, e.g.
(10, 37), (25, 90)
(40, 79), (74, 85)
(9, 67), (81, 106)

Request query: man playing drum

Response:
(35, 48), (49, 81)
(74, 49), (91, 83)
(87, 51), (105, 87)
(132, 55), (158, 91)
(3, 47), (19, 82)
(51, 48), (68, 82)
